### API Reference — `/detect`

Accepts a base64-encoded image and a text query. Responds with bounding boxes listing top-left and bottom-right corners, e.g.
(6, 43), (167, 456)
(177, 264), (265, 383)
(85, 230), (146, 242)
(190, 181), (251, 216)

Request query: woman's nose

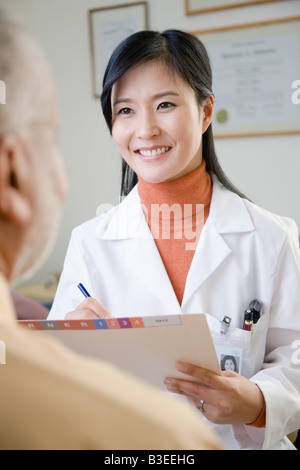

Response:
(136, 112), (160, 140)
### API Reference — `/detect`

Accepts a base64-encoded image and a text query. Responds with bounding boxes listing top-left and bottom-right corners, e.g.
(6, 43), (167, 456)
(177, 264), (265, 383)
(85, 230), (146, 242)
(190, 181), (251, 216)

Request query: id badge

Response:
(215, 344), (243, 374)
(206, 314), (268, 378)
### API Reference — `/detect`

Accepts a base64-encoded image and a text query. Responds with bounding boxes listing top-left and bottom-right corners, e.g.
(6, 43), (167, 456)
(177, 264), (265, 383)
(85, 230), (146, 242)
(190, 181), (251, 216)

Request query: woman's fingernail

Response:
(164, 379), (173, 386)
(176, 362), (187, 372)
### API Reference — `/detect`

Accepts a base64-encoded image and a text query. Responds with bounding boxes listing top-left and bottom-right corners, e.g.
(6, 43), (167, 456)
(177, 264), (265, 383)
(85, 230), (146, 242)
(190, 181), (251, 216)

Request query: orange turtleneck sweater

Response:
(138, 160), (212, 306)
(138, 161), (266, 428)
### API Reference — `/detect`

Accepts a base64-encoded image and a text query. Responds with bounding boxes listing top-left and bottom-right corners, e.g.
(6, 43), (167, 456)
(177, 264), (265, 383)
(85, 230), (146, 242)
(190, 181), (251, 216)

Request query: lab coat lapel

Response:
(101, 187), (181, 312)
(125, 231), (181, 312)
(182, 217), (231, 307)
(182, 179), (255, 307)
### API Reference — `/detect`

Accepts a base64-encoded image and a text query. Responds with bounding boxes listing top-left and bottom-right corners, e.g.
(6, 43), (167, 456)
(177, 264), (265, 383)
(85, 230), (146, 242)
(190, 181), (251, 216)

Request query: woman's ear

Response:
(0, 134), (32, 225)
(202, 95), (214, 134)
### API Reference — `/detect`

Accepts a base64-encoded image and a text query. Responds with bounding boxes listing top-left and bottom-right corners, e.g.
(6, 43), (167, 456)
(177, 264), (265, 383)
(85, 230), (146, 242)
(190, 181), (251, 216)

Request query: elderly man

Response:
(0, 10), (221, 450)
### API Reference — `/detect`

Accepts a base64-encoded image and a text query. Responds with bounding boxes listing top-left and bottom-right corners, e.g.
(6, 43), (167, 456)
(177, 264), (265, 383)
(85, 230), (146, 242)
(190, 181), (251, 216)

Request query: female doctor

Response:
(49, 30), (300, 450)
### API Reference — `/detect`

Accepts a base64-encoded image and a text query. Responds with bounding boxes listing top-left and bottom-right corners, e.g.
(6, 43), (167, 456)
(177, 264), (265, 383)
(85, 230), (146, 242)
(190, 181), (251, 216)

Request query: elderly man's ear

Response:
(0, 134), (32, 225)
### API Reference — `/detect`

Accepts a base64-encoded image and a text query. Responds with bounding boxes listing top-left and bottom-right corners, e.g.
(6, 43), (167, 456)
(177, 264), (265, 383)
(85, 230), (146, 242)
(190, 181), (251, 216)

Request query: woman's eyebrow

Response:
(153, 91), (181, 99)
(113, 91), (180, 107)
(113, 97), (133, 107)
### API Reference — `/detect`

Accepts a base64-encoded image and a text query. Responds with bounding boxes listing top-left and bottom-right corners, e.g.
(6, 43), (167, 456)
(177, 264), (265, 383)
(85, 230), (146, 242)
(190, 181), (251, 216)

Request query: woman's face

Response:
(224, 359), (235, 371)
(111, 61), (213, 184)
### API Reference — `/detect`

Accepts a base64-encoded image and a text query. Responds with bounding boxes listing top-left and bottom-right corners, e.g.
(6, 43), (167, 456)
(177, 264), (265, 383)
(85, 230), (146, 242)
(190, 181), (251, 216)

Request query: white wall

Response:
(1, 0), (300, 286)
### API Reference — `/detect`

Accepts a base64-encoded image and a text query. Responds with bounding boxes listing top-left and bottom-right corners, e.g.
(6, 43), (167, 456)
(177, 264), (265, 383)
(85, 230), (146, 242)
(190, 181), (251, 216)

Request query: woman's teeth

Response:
(139, 147), (170, 157)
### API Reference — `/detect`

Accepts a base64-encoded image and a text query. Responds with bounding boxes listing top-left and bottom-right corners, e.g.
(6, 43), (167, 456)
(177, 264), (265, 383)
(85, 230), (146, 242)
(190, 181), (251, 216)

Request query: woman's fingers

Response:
(65, 297), (113, 319)
(164, 362), (265, 425)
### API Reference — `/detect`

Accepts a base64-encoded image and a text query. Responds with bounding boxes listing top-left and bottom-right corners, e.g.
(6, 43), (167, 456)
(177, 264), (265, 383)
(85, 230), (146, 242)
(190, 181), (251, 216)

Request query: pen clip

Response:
(248, 299), (263, 324)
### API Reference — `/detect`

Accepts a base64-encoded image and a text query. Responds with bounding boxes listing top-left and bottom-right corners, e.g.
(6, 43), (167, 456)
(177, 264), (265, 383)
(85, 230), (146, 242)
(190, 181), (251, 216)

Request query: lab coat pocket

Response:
(207, 313), (269, 379)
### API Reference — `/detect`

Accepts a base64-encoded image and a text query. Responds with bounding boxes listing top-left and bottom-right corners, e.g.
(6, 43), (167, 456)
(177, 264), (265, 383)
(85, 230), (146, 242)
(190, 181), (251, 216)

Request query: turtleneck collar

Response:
(137, 159), (212, 211)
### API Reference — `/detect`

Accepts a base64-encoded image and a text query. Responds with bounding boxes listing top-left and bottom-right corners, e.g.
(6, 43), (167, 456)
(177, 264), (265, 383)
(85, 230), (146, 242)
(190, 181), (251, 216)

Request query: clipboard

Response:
(19, 314), (222, 389)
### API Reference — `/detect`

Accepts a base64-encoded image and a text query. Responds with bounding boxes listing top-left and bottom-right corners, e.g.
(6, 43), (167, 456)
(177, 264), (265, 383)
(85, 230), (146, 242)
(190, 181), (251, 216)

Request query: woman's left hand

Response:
(164, 362), (264, 425)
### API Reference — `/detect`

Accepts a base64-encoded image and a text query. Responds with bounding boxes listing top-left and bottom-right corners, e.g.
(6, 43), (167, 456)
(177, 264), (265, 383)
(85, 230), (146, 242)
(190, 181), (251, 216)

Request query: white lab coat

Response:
(49, 178), (300, 450)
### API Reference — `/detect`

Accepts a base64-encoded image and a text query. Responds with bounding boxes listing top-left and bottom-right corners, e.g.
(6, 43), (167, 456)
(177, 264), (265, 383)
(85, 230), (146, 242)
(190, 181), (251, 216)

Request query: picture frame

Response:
(89, 2), (148, 98)
(191, 17), (300, 138)
(186, 0), (284, 15)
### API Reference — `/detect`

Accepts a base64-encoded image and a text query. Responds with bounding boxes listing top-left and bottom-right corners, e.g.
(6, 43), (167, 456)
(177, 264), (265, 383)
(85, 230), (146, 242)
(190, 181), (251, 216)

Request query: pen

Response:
(248, 299), (263, 324)
(77, 283), (91, 298)
(243, 309), (253, 332)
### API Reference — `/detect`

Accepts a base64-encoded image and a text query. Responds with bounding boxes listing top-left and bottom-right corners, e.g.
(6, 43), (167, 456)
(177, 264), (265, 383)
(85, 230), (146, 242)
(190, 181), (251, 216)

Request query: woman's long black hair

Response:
(101, 29), (245, 198)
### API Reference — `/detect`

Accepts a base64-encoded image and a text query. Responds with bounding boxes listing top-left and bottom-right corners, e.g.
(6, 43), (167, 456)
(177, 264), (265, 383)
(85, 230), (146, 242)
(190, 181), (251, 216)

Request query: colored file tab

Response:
(58, 320), (96, 330)
(118, 318), (132, 328)
(94, 319), (108, 330)
(130, 317), (144, 328)
(41, 321), (60, 330)
(105, 318), (120, 329)
(18, 320), (43, 330)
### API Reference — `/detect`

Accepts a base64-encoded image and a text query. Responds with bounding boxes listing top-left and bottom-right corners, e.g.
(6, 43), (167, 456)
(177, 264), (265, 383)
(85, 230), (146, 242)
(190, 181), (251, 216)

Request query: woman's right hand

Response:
(65, 297), (113, 320)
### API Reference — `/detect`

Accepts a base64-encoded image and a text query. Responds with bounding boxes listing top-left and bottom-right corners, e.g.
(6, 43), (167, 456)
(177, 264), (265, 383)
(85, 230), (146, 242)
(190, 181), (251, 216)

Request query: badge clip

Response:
(220, 316), (231, 335)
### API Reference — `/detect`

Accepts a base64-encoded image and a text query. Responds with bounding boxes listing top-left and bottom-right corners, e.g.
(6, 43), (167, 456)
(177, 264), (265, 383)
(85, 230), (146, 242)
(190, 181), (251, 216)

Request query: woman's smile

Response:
(135, 146), (172, 161)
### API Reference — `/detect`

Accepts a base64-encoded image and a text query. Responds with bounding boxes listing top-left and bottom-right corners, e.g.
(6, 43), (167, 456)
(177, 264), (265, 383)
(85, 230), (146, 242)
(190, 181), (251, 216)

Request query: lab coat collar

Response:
(99, 177), (255, 241)
(210, 177), (255, 234)
(98, 186), (151, 241)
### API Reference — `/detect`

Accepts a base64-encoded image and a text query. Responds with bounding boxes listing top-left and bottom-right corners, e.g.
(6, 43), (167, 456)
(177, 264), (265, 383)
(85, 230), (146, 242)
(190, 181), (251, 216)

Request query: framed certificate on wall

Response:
(186, 0), (284, 15)
(191, 17), (300, 138)
(89, 2), (148, 98)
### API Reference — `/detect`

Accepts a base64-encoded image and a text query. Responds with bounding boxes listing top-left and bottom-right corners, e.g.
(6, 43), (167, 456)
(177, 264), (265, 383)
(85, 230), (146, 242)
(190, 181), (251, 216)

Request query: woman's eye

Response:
(158, 102), (175, 110)
(118, 107), (132, 115)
